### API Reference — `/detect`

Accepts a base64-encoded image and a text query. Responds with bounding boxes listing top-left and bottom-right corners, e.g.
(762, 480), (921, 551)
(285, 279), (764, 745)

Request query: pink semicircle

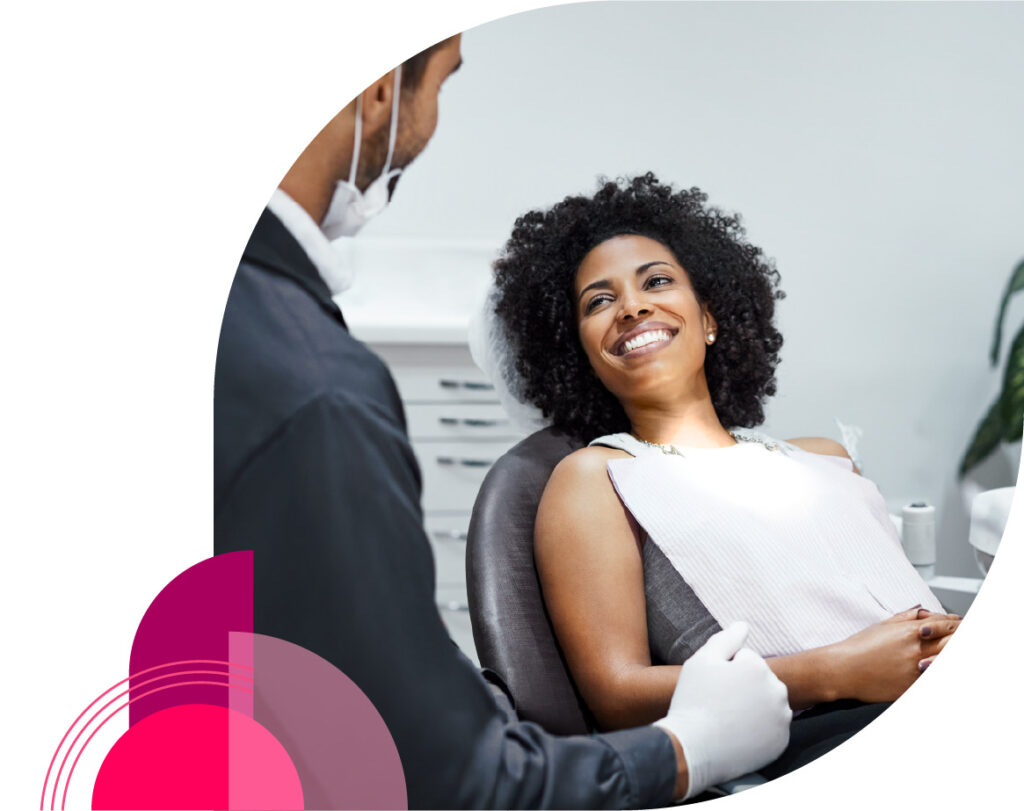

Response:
(92, 703), (302, 810)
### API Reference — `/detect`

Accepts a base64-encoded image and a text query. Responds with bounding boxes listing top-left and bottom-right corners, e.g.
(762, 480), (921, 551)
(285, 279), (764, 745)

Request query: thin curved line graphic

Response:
(49, 668), (254, 811)
(41, 659), (253, 811)
(60, 679), (256, 811)
(43, 663), (254, 811)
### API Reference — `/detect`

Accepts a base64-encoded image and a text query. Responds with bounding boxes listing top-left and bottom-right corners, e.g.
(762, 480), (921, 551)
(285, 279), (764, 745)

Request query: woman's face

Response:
(574, 234), (716, 405)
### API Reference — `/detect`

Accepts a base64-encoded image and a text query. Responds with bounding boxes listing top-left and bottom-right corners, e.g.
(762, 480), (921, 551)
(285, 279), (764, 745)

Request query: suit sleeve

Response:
(214, 390), (677, 809)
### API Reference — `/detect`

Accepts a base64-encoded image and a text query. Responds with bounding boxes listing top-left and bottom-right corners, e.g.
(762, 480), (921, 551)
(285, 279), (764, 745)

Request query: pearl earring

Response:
(706, 333), (716, 344)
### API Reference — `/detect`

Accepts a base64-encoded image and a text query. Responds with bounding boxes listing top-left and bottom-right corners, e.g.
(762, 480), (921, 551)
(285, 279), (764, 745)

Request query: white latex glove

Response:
(654, 622), (791, 799)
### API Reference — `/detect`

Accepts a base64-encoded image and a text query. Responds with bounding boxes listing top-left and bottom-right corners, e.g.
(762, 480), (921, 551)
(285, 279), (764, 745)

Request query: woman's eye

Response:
(646, 275), (672, 288)
(584, 295), (611, 314)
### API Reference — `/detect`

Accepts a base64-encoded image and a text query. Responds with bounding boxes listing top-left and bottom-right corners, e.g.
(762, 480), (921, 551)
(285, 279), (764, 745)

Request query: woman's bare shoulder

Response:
(552, 444), (633, 479)
(541, 445), (632, 513)
(786, 436), (859, 472)
(786, 436), (850, 458)
(537, 445), (641, 562)
(561, 444), (630, 468)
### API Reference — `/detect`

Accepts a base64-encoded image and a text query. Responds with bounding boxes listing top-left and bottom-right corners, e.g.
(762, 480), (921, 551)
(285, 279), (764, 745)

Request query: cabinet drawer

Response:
(424, 514), (469, 587)
(376, 344), (496, 404)
(407, 403), (519, 441)
(414, 439), (518, 512)
(393, 366), (497, 403)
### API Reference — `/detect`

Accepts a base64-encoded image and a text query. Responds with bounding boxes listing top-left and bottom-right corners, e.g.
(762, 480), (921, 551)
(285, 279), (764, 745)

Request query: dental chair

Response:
(465, 427), (592, 735)
(466, 427), (765, 798)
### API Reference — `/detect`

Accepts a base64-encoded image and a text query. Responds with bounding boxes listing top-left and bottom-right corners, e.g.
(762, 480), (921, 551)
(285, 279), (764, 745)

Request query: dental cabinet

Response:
(342, 237), (515, 663)
(373, 341), (523, 663)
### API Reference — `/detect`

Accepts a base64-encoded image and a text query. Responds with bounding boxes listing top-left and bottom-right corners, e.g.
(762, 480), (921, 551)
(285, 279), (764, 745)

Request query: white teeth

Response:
(622, 329), (670, 353)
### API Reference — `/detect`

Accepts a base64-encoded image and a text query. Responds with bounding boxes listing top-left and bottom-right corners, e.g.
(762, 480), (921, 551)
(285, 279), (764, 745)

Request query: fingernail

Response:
(920, 626), (933, 638)
(951, 614), (961, 621)
(919, 660), (931, 673)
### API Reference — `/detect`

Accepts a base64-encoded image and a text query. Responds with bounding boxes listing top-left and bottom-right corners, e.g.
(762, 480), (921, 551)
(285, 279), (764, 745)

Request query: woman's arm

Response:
(535, 448), (959, 729)
(535, 447), (681, 729)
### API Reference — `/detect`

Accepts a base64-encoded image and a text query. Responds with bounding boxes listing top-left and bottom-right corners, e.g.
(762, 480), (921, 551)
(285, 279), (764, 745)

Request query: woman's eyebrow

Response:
(576, 261), (673, 304)
(636, 260), (672, 274)
(577, 279), (611, 303)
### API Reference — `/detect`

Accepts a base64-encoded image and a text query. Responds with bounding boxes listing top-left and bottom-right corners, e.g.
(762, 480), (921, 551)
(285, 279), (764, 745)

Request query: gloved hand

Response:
(654, 621), (791, 799)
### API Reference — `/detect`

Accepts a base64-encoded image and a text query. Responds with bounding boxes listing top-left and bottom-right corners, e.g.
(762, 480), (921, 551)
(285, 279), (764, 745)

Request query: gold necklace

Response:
(631, 430), (779, 457)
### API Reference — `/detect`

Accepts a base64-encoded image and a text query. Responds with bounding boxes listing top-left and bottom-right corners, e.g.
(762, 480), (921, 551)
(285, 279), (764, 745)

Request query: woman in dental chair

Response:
(488, 174), (958, 773)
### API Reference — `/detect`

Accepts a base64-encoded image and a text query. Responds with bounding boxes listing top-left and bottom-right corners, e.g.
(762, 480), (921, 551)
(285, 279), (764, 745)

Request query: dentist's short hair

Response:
(401, 36), (458, 91)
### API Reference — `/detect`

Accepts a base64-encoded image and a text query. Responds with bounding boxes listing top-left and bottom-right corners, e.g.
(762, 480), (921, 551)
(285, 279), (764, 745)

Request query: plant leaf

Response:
(1000, 322), (1024, 442)
(959, 397), (1005, 477)
(990, 257), (1024, 365)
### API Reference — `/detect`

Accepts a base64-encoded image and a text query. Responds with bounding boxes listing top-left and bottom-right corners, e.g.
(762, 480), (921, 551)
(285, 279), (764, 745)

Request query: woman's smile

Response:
(612, 323), (678, 357)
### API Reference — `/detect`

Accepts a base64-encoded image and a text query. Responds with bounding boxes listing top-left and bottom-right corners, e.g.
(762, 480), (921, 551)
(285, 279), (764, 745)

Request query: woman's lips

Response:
(612, 323), (678, 357)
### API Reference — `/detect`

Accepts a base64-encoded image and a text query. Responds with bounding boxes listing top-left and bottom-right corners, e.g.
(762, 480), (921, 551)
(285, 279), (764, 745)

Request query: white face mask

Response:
(321, 64), (403, 239)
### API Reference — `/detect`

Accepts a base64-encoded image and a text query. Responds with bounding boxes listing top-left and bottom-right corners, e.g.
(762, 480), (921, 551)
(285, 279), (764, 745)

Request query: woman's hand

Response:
(829, 606), (961, 703)
(916, 607), (961, 672)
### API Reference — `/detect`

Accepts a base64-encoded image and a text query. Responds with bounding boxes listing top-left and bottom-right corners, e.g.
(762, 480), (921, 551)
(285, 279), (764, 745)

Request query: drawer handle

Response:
(440, 599), (470, 613)
(439, 417), (509, 428)
(432, 530), (469, 542)
(438, 379), (495, 392)
(436, 456), (494, 468)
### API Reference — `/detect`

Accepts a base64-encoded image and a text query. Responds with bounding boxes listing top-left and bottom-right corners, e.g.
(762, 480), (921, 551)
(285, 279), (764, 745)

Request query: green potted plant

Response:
(960, 258), (1024, 476)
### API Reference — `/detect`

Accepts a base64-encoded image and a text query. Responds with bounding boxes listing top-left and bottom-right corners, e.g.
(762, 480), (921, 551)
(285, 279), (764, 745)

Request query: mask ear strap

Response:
(382, 64), (402, 174)
(348, 94), (363, 187)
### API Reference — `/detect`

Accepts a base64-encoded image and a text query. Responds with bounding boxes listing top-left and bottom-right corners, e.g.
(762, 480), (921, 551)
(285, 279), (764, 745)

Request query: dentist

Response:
(213, 34), (791, 808)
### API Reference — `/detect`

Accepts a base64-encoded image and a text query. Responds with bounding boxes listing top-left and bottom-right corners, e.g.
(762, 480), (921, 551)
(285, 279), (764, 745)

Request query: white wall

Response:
(361, 0), (1024, 581)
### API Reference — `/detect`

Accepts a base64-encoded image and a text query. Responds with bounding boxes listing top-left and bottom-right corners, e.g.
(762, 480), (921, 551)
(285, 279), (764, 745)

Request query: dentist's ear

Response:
(360, 69), (398, 134)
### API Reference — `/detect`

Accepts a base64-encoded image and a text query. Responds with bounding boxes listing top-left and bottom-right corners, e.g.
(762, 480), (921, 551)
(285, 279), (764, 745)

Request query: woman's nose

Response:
(618, 292), (652, 321)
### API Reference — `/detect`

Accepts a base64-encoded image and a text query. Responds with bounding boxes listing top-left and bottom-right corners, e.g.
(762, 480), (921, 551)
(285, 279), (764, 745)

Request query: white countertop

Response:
(347, 319), (474, 345)
(331, 236), (500, 346)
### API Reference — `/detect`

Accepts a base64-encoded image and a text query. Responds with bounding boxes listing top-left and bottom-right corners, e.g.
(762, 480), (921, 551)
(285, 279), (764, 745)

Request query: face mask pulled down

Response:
(321, 64), (403, 239)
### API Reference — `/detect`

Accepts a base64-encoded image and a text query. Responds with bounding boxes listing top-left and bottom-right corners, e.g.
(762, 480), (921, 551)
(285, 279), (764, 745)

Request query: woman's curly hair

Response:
(492, 173), (785, 443)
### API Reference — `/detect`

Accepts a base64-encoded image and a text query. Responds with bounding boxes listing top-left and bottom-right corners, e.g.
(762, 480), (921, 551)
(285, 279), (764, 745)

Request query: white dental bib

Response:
(591, 432), (943, 657)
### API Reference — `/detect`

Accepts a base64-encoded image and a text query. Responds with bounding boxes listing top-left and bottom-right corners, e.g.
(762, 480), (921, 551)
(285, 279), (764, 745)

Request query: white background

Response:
(2, 2), (1020, 810)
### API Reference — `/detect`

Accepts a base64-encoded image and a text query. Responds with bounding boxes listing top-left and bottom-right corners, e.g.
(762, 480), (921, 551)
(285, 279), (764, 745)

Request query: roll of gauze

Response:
(902, 502), (936, 567)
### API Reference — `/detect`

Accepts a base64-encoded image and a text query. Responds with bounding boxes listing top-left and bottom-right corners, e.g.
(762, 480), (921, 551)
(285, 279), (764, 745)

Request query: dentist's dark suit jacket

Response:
(213, 208), (678, 809)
